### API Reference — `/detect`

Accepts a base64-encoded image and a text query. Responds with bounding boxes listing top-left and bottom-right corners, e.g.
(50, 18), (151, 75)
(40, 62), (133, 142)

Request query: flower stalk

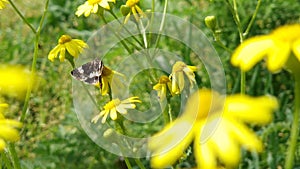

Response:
(285, 73), (300, 169)
(21, 0), (49, 122)
(7, 0), (36, 34)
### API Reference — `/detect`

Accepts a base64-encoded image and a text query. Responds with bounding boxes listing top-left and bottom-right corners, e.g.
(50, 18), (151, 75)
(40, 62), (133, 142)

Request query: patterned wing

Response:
(71, 58), (104, 85)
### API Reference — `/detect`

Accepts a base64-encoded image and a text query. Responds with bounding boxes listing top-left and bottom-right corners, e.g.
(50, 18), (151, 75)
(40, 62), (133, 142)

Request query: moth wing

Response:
(71, 58), (104, 85)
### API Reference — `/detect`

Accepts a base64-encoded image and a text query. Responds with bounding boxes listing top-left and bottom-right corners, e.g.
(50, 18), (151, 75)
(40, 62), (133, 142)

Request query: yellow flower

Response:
(0, 65), (31, 98)
(0, 103), (8, 119)
(169, 61), (197, 94)
(0, 104), (22, 152)
(92, 97), (141, 124)
(231, 24), (300, 72)
(48, 35), (88, 62)
(153, 75), (173, 101)
(149, 89), (278, 169)
(95, 66), (124, 96)
(0, 0), (8, 9)
(75, 0), (115, 17)
(121, 0), (146, 24)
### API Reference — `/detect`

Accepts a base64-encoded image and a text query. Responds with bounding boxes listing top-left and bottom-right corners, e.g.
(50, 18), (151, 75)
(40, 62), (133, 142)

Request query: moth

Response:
(71, 58), (104, 87)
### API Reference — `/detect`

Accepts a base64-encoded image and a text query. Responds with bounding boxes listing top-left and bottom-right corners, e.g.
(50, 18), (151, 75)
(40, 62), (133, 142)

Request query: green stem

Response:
(20, 0), (49, 122)
(243, 0), (261, 37)
(7, 0), (36, 34)
(7, 143), (20, 169)
(134, 158), (146, 169)
(123, 157), (133, 169)
(109, 11), (144, 48)
(240, 71), (246, 94)
(101, 15), (133, 54)
(154, 0), (168, 49)
(147, 0), (155, 46)
(1, 151), (13, 169)
(285, 74), (300, 169)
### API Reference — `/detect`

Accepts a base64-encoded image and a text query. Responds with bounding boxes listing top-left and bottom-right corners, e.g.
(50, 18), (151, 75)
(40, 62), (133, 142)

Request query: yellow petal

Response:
(59, 47), (66, 62)
(99, 0), (110, 10)
(0, 139), (5, 151)
(110, 108), (117, 120)
(0, 119), (22, 128)
(194, 124), (217, 169)
(231, 36), (274, 71)
(177, 72), (185, 92)
(208, 118), (241, 166)
(91, 114), (101, 123)
(101, 111), (109, 124)
(226, 118), (263, 152)
(91, 3), (98, 13)
(65, 41), (79, 58)
(48, 45), (61, 61)
(135, 5), (146, 17)
(292, 38), (300, 62)
(0, 126), (20, 142)
(266, 38), (291, 72)
(116, 104), (128, 114)
(149, 118), (195, 168)
(225, 95), (278, 124)
(101, 77), (109, 95)
(131, 6), (140, 22)
(75, 4), (86, 17)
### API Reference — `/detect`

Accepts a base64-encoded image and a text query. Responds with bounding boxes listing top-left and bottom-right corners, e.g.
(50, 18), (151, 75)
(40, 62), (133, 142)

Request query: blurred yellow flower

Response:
(231, 24), (300, 72)
(95, 66), (124, 96)
(122, 0), (146, 23)
(169, 61), (197, 94)
(0, 65), (31, 98)
(92, 97), (141, 124)
(0, 103), (8, 119)
(149, 89), (278, 169)
(75, 0), (115, 17)
(48, 35), (88, 62)
(0, 104), (22, 151)
(153, 75), (173, 101)
(0, 0), (8, 9)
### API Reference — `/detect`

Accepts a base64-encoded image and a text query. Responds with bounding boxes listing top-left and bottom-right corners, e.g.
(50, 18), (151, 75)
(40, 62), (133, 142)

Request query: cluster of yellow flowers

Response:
(0, 0), (7, 9)
(0, 103), (22, 151)
(75, 0), (145, 23)
(0, 66), (31, 151)
(153, 61), (197, 101)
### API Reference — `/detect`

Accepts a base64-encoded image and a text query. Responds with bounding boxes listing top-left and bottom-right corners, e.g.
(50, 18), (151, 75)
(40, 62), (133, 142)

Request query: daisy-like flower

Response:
(0, 0), (8, 10)
(95, 66), (124, 96)
(75, 0), (115, 17)
(153, 75), (173, 101)
(0, 65), (30, 98)
(121, 0), (146, 24)
(48, 35), (88, 62)
(231, 24), (300, 73)
(92, 96), (141, 124)
(0, 104), (22, 151)
(169, 61), (197, 94)
(149, 89), (278, 169)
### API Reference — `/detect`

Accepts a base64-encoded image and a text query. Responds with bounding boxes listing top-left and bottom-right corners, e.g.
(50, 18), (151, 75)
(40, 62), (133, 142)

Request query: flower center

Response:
(104, 99), (121, 110)
(126, 0), (139, 7)
(88, 0), (102, 5)
(272, 24), (300, 42)
(159, 75), (170, 84)
(172, 61), (186, 73)
(58, 35), (72, 44)
(102, 66), (113, 76)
